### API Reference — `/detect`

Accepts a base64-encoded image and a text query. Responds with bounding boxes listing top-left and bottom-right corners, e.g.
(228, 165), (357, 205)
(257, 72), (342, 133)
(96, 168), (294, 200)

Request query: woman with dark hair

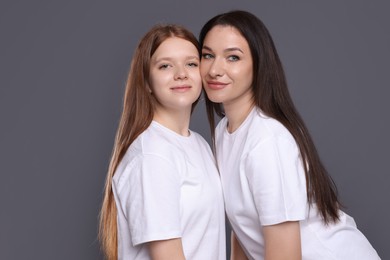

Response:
(99, 24), (226, 260)
(200, 10), (380, 260)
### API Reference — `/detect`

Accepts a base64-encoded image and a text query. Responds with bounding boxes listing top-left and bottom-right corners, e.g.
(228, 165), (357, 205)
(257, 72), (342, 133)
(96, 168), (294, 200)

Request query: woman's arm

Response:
(231, 231), (248, 260)
(148, 238), (186, 260)
(263, 221), (301, 260)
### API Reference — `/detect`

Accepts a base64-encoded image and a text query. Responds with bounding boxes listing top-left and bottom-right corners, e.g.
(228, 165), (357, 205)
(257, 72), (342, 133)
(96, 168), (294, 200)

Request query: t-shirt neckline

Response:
(151, 120), (192, 140)
(224, 106), (257, 137)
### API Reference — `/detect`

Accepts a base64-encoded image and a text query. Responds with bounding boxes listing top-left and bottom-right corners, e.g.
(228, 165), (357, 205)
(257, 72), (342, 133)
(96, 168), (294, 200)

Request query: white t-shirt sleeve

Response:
(244, 135), (308, 226)
(115, 153), (182, 246)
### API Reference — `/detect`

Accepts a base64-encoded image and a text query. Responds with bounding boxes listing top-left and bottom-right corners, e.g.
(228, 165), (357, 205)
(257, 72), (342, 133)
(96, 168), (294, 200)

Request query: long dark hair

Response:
(199, 10), (340, 224)
(99, 24), (199, 260)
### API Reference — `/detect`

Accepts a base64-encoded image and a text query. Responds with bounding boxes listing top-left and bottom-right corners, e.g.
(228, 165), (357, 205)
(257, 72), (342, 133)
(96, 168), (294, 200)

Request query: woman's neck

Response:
(223, 95), (255, 133)
(153, 107), (191, 136)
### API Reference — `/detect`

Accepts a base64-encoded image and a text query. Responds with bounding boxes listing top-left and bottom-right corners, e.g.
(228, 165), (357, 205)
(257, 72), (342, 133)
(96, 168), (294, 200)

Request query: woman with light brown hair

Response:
(99, 24), (225, 260)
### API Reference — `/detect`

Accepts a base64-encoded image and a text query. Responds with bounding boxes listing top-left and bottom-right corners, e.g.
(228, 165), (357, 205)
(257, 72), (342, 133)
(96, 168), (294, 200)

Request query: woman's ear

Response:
(146, 83), (152, 94)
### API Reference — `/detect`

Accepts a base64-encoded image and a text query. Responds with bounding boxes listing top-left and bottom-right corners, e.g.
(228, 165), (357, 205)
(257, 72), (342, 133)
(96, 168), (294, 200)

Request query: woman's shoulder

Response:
(247, 108), (296, 146)
(113, 125), (184, 188)
(254, 108), (292, 135)
(137, 123), (185, 156)
(215, 116), (228, 134)
(190, 129), (211, 145)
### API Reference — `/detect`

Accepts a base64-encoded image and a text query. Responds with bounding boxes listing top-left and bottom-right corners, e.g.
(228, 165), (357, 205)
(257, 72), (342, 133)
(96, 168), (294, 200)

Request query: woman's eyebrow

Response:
(153, 55), (199, 64)
(202, 45), (213, 51)
(224, 47), (243, 53)
(201, 45), (243, 54)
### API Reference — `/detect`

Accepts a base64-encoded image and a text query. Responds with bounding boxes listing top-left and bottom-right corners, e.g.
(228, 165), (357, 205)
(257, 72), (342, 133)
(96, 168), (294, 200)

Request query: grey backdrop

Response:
(1, 1), (388, 259)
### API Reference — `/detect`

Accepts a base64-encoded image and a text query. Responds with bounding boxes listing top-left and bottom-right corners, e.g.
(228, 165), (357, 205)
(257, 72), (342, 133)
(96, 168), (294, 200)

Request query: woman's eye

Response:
(201, 53), (214, 59)
(227, 55), (240, 62)
(187, 62), (199, 67)
(159, 64), (170, 69)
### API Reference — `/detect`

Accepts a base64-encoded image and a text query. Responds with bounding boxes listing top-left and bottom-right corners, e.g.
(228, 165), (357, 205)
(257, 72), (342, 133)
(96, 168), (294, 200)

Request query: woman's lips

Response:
(170, 85), (192, 92)
(206, 81), (228, 90)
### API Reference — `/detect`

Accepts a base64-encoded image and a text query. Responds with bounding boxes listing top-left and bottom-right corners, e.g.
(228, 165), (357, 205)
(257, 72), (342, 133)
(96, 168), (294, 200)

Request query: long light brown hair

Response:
(99, 24), (199, 260)
(200, 10), (341, 224)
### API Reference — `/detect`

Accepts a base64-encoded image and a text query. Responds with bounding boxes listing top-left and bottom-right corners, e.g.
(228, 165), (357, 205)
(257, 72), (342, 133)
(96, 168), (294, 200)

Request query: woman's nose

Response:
(174, 67), (188, 80)
(208, 58), (224, 78)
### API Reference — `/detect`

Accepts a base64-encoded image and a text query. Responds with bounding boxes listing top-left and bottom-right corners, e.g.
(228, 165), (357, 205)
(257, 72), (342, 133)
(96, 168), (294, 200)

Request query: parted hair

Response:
(99, 24), (199, 260)
(199, 10), (341, 224)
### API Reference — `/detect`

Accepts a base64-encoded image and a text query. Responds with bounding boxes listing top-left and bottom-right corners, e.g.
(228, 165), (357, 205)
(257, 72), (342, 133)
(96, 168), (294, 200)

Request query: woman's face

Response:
(149, 37), (201, 113)
(200, 25), (253, 107)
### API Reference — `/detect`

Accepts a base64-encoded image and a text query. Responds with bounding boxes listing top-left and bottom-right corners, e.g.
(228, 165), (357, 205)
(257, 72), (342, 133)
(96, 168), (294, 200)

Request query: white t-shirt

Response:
(216, 107), (380, 260)
(112, 121), (226, 260)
